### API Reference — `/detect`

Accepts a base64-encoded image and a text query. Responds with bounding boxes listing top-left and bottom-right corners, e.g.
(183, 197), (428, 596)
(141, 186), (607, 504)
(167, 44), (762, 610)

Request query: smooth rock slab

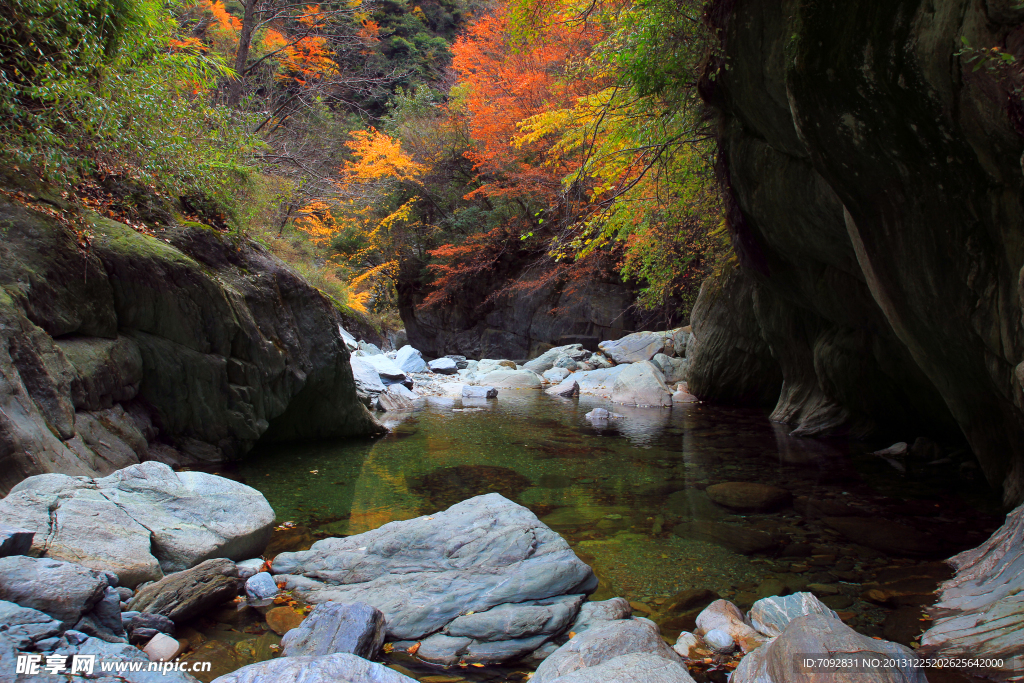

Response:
(706, 482), (792, 513)
(362, 354), (407, 382)
(271, 493), (596, 661)
(531, 618), (683, 683)
(748, 592), (837, 638)
(543, 367), (571, 383)
(546, 651), (697, 683)
(478, 369), (543, 389)
(127, 559), (241, 624)
(0, 556), (108, 628)
(730, 614), (925, 683)
(395, 345), (429, 373)
(0, 462), (275, 586)
(211, 652), (418, 683)
(598, 332), (669, 364)
(281, 602), (385, 659)
(610, 361), (672, 407)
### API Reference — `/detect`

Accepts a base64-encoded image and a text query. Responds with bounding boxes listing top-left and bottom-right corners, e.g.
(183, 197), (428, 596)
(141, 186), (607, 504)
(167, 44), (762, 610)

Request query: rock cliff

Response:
(0, 194), (382, 494)
(693, 0), (1024, 505)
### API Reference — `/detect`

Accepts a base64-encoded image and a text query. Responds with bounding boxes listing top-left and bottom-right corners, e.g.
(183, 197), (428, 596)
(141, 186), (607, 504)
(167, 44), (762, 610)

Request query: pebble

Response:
(704, 628), (736, 653)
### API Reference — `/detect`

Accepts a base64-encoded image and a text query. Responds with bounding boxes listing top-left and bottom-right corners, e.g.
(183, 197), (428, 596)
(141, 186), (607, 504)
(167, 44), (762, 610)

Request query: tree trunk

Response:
(228, 0), (259, 107)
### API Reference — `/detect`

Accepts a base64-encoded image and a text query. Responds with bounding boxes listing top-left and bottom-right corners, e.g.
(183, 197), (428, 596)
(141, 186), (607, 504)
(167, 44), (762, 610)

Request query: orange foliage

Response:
(450, 4), (605, 202)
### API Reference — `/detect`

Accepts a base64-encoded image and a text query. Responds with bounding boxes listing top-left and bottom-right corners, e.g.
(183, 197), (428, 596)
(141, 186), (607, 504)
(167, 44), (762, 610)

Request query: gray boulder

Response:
(554, 355), (579, 371)
(545, 652), (696, 683)
(547, 381), (580, 398)
(73, 585), (125, 642)
(651, 354), (688, 384)
(53, 630), (202, 683)
(670, 328), (691, 357)
(551, 366), (626, 398)
(0, 462), (274, 586)
(127, 558), (241, 624)
(731, 614), (925, 683)
(0, 556), (108, 628)
(395, 345), (429, 373)
(245, 572), (278, 601)
(611, 361), (672, 407)
(361, 354), (407, 383)
(569, 597), (633, 633)
(543, 367), (571, 383)
(477, 369), (543, 389)
(598, 332), (669, 364)
(748, 592), (837, 638)
(445, 355), (469, 369)
(0, 524), (33, 557)
(462, 385), (498, 399)
(358, 341), (383, 356)
(532, 617), (683, 683)
(445, 594), (584, 640)
(211, 652), (417, 683)
(428, 357), (459, 374)
(523, 345), (591, 374)
(271, 494), (595, 663)
(350, 357), (387, 401)
(0, 600), (62, 650)
(280, 602), (385, 663)
(375, 384), (418, 412)
(281, 601), (385, 659)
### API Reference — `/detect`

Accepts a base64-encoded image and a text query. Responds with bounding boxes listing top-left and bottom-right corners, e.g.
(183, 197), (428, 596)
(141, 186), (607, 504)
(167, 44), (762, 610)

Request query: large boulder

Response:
(0, 556), (109, 628)
(610, 361), (672, 407)
(272, 494), (596, 664)
(531, 617), (685, 683)
(281, 602), (386, 659)
(731, 614), (925, 683)
(920, 502), (1024, 679)
(523, 344), (592, 374)
(0, 462), (274, 586)
(550, 366), (626, 398)
(361, 354), (407, 383)
(350, 357), (387, 402)
(394, 345), (429, 373)
(748, 592), (837, 638)
(477, 368), (543, 389)
(427, 357), (458, 374)
(598, 332), (670, 364)
(127, 559), (241, 624)
(210, 652), (417, 683)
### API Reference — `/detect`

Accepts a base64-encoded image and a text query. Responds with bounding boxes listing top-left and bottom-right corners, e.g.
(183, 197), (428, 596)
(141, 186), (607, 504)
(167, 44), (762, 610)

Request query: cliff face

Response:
(0, 195), (382, 494)
(697, 0), (1024, 504)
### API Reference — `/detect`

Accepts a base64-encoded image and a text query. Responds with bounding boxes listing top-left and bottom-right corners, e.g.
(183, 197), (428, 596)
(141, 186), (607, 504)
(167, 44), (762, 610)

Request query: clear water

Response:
(198, 392), (1002, 682)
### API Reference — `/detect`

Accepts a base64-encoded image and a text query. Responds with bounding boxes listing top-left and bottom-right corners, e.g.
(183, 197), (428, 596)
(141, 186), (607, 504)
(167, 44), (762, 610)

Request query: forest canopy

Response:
(0, 0), (727, 326)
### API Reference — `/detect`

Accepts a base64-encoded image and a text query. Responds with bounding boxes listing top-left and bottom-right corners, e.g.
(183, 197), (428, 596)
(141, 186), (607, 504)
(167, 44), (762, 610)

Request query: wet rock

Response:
(244, 572), (277, 601)
(705, 482), (791, 513)
(671, 521), (777, 555)
(0, 600), (62, 649)
(610, 361), (672, 407)
(462, 385), (498, 398)
(0, 556), (108, 628)
(543, 367), (571, 383)
(266, 606), (306, 636)
(477, 368), (543, 389)
(523, 345), (591, 374)
(281, 602), (385, 658)
(127, 559), (241, 624)
(920, 501), (1024, 678)
(547, 381), (580, 398)
(271, 494), (595, 663)
(694, 600), (766, 653)
(747, 592), (837, 638)
(375, 385), (417, 412)
(570, 597), (633, 633)
(0, 524), (33, 557)
(428, 358), (458, 374)
(395, 345), (429, 373)
(0, 462), (275, 586)
(531, 617), (683, 683)
(823, 517), (944, 557)
(211, 652), (418, 683)
(731, 614), (925, 683)
(598, 332), (669, 365)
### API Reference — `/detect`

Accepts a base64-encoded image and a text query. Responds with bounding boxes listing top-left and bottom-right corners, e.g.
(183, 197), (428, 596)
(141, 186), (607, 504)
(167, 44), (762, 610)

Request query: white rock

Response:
(428, 358), (459, 374)
(143, 632), (185, 662)
(703, 629), (735, 653)
(695, 600), (766, 653)
(361, 354), (406, 382)
(672, 631), (699, 658)
(610, 361), (673, 407)
(235, 558), (265, 580)
(477, 369), (542, 389)
(394, 345), (429, 373)
(543, 367), (571, 383)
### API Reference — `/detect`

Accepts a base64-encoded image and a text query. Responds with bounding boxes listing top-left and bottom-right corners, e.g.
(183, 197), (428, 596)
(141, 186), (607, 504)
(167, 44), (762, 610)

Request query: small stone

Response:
(428, 358), (459, 375)
(704, 628), (735, 653)
(672, 631), (699, 658)
(462, 385), (498, 398)
(143, 633), (186, 662)
(245, 572), (278, 601)
(265, 606), (305, 635)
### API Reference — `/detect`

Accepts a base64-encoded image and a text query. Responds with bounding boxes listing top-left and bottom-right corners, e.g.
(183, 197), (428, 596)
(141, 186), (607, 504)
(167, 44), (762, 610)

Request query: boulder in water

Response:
(598, 332), (669, 364)
(610, 361), (672, 407)
(127, 558), (242, 624)
(547, 381), (579, 398)
(463, 385), (498, 398)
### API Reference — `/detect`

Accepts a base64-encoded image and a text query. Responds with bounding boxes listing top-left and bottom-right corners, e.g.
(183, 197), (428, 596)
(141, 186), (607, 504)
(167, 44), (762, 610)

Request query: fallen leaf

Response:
(407, 642), (421, 655)
(383, 643), (394, 653)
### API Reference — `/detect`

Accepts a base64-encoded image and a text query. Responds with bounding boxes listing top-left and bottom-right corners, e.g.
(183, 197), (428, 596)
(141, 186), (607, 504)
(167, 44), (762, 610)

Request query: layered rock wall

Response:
(695, 0), (1024, 504)
(0, 196), (381, 493)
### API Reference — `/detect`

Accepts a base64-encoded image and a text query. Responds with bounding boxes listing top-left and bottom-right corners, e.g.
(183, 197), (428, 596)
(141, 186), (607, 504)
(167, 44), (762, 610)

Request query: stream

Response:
(182, 392), (1003, 682)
